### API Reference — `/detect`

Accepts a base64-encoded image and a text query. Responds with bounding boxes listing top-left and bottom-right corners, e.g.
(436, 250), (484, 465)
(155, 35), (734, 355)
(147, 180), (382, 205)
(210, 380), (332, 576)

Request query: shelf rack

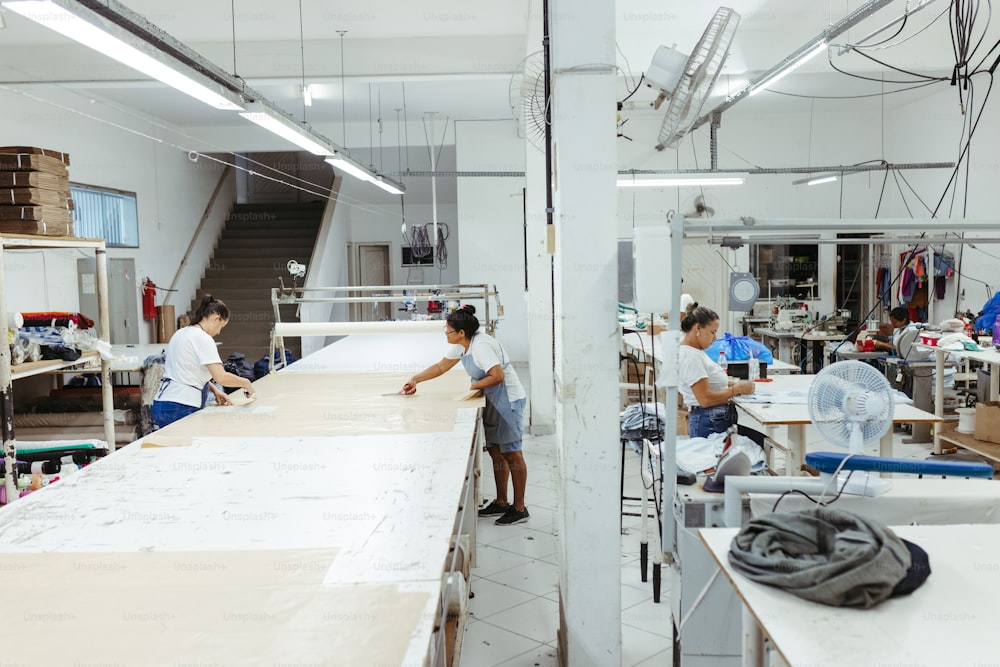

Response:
(0, 234), (113, 505)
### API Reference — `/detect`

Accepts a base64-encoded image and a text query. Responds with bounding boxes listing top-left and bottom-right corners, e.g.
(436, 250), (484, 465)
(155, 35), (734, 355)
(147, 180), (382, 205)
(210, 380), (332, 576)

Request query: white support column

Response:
(550, 1), (621, 665)
(95, 246), (115, 452)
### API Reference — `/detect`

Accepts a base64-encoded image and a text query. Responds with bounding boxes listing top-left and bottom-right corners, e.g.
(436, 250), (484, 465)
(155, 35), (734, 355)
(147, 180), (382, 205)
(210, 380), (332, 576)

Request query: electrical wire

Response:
(771, 471), (855, 512)
(620, 73), (646, 104)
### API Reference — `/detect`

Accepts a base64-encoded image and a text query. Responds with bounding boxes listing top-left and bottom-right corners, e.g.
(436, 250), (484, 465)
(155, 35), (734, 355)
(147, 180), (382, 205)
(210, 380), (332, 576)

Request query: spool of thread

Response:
(956, 407), (977, 435)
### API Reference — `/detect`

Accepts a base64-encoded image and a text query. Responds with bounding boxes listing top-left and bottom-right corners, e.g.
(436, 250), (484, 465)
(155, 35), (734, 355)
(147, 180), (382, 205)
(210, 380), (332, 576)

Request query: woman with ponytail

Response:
(402, 305), (530, 526)
(151, 295), (255, 428)
(679, 305), (754, 438)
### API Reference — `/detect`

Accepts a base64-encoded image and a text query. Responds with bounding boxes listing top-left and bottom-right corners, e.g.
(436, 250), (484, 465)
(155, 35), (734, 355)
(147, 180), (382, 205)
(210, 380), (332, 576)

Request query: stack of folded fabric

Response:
(0, 146), (74, 236)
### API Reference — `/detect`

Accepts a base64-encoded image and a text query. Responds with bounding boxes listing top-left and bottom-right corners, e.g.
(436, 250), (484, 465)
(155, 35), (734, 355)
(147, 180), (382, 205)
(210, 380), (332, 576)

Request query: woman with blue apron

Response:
(151, 295), (255, 429)
(403, 305), (529, 525)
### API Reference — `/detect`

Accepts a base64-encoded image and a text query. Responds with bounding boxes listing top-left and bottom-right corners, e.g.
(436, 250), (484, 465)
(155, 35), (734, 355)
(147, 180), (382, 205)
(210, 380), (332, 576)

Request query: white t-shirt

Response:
(446, 334), (526, 402)
(155, 326), (222, 407)
(678, 344), (727, 408)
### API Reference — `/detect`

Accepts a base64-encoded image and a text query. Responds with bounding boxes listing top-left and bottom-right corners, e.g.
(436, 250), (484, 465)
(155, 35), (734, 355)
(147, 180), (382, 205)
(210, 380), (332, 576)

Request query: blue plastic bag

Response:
(704, 332), (774, 364)
(976, 293), (1000, 332)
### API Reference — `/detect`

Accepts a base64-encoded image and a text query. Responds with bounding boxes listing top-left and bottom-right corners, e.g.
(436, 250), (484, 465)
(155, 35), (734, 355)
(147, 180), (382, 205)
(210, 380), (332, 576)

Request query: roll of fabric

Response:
(8, 312), (23, 328)
(273, 320), (443, 337)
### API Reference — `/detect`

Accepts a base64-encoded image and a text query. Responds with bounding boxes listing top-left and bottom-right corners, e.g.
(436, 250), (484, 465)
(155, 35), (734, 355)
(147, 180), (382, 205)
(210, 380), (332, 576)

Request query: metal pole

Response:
(424, 115), (439, 271)
(0, 245), (17, 504)
(95, 246), (116, 452)
(662, 212), (684, 563)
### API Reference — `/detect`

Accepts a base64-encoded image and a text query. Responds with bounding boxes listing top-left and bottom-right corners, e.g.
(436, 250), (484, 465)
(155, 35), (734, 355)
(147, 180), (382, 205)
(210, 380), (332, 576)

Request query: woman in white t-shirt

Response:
(679, 306), (754, 438)
(402, 306), (530, 526)
(151, 295), (255, 428)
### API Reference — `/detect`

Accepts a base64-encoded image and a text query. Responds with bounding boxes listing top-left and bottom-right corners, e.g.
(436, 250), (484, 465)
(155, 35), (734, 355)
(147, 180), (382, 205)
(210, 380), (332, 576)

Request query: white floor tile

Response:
(633, 648), (674, 666)
(620, 582), (652, 609)
(622, 624), (673, 666)
(473, 543), (535, 578)
(490, 530), (559, 561)
(460, 619), (545, 667)
(622, 597), (672, 638)
(486, 558), (560, 597)
(482, 596), (560, 644)
(495, 643), (561, 667)
(468, 577), (537, 620)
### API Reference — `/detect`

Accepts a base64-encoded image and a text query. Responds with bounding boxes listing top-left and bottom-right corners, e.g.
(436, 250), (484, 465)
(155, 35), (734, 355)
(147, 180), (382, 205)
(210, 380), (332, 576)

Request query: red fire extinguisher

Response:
(141, 278), (157, 320)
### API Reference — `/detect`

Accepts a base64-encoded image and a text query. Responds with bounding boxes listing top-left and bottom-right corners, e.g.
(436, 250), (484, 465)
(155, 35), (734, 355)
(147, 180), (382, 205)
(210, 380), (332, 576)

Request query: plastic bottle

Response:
(718, 349), (728, 375)
(748, 351), (759, 382)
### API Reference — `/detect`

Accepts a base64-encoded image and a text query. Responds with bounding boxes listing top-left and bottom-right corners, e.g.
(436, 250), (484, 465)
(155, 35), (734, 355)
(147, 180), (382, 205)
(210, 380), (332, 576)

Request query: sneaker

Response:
(478, 500), (510, 517)
(495, 506), (529, 525)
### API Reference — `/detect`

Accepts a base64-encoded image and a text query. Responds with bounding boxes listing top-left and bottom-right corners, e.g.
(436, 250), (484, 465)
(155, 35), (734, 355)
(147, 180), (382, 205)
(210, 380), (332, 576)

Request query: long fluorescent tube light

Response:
(325, 154), (377, 183)
(240, 102), (331, 155)
(792, 173), (839, 186)
(617, 174), (747, 187)
(370, 176), (406, 195)
(3, 0), (243, 110)
(749, 41), (828, 96)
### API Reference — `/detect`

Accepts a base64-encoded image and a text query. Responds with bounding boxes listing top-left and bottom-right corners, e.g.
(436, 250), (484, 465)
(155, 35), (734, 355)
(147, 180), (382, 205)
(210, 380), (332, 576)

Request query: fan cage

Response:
(657, 7), (740, 150)
(807, 361), (895, 447)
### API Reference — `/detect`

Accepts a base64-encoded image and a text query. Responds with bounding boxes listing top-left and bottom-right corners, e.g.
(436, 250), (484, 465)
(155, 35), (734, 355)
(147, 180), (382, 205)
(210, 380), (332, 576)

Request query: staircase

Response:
(191, 202), (324, 364)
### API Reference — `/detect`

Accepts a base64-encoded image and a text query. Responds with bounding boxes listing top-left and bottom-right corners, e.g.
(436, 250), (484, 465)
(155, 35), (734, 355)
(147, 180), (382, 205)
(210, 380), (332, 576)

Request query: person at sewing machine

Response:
(151, 295), (255, 428)
(871, 307), (912, 355)
(679, 306), (755, 438)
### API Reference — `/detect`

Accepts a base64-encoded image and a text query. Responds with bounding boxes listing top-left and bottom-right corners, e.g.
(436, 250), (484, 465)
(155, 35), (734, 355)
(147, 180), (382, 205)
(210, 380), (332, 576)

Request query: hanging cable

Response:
(298, 0), (308, 121)
(338, 31), (347, 146)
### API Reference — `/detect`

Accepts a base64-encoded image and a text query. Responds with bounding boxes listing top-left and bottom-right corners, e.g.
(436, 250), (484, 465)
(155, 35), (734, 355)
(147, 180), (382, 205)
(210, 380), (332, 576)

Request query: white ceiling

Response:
(0, 0), (980, 156)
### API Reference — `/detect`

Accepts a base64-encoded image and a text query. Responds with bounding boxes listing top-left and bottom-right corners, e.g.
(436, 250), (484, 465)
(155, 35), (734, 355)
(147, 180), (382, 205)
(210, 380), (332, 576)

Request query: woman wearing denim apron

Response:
(679, 306), (755, 438)
(403, 306), (529, 526)
(151, 295), (255, 429)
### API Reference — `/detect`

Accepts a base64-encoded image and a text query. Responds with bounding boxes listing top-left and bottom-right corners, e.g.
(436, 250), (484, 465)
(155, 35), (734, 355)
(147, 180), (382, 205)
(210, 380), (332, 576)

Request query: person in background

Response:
(872, 307), (912, 355)
(402, 305), (530, 526)
(151, 295), (254, 429)
(679, 306), (755, 438)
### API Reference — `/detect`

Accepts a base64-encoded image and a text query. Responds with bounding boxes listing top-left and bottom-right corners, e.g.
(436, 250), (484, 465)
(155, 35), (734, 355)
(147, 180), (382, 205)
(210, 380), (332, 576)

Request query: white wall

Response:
(883, 83), (1000, 322)
(0, 87), (232, 343)
(455, 120), (528, 362)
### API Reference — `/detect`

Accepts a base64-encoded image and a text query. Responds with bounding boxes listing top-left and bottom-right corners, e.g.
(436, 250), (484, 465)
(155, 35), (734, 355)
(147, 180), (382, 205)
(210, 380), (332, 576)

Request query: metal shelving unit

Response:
(0, 234), (113, 505)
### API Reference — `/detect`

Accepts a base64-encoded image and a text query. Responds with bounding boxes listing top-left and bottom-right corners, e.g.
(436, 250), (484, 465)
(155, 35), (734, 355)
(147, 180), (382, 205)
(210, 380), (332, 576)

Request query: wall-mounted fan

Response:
(684, 194), (715, 219)
(509, 51), (547, 152)
(649, 7), (740, 151)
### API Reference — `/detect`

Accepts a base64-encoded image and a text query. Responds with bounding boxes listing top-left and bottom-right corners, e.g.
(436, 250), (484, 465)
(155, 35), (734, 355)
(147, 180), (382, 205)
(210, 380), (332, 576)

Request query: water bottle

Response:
(718, 349), (728, 375)
(748, 351), (759, 382)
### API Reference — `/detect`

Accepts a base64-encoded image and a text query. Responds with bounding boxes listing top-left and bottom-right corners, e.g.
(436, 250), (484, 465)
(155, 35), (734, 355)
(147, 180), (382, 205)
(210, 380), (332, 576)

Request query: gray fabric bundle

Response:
(728, 507), (911, 608)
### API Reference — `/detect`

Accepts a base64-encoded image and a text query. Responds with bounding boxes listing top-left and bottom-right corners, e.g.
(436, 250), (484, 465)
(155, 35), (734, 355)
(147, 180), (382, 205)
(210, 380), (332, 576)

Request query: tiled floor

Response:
(459, 414), (941, 666)
(460, 431), (675, 667)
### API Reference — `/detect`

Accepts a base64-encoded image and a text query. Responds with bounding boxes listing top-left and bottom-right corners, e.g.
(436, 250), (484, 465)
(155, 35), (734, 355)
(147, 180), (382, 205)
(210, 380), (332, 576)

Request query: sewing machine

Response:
(773, 307), (812, 331)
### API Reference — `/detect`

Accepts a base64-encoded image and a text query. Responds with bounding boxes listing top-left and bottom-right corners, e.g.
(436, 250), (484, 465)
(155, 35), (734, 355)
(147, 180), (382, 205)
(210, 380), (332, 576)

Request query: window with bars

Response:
(69, 183), (139, 247)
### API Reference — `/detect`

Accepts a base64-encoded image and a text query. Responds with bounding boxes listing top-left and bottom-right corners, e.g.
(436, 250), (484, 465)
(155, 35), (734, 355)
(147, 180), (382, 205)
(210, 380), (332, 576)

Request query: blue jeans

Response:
(688, 403), (735, 439)
(151, 400), (200, 429)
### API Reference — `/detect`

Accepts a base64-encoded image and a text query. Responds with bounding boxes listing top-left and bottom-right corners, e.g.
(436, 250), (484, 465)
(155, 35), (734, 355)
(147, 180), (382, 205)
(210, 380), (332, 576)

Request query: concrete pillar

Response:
(549, 1), (621, 665)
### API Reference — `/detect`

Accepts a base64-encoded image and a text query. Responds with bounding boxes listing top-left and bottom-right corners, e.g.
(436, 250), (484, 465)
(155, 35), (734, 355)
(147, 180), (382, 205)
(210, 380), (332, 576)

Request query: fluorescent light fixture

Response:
(325, 154), (377, 183)
(4, 0), (243, 110)
(792, 173), (840, 186)
(370, 176), (406, 195)
(617, 173), (747, 187)
(240, 102), (331, 155)
(749, 41), (828, 96)
(325, 155), (406, 195)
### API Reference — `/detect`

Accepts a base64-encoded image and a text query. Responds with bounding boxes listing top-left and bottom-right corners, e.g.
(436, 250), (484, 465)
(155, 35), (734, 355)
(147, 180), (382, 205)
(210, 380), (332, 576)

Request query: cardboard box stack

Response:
(0, 146), (74, 236)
